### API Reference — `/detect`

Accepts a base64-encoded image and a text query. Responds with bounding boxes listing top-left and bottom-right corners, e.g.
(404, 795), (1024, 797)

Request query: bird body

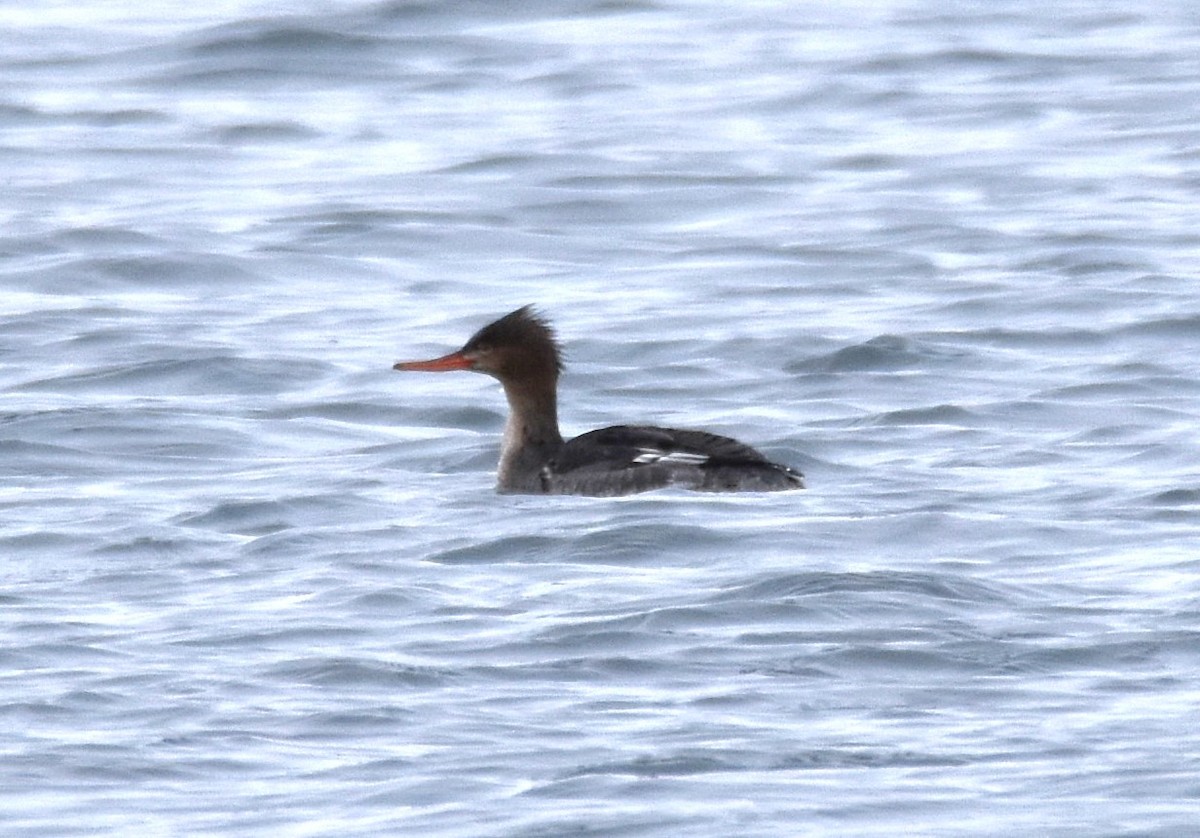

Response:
(394, 306), (804, 497)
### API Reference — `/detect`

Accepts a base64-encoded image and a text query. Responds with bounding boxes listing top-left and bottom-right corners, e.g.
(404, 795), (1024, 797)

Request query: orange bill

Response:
(393, 351), (473, 372)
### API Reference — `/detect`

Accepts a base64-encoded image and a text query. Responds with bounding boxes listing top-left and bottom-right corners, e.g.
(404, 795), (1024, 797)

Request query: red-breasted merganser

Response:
(394, 306), (805, 496)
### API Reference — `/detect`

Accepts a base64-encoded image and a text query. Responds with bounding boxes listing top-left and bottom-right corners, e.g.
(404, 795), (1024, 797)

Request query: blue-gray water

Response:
(3, 2), (1199, 835)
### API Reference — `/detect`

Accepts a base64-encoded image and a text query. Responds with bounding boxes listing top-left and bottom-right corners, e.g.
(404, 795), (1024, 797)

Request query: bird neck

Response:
(496, 376), (564, 491)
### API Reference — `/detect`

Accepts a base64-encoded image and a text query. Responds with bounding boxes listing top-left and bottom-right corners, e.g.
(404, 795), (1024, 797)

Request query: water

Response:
(3, 1), (1199, 835)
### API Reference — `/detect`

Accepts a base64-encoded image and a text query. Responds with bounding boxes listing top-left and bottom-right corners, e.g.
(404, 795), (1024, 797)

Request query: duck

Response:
(394, 306), (804, 496)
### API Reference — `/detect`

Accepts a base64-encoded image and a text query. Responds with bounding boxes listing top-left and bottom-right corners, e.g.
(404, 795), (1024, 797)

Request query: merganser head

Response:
(394, 305), (563, 383)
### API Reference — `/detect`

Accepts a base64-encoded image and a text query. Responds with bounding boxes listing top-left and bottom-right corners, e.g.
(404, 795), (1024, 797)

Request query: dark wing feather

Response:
(545, 424), (803, 495)
(554, 424), (770, 471)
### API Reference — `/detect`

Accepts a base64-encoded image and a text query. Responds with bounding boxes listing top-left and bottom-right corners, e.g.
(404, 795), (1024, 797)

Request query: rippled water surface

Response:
(3, 1), (1199, 835)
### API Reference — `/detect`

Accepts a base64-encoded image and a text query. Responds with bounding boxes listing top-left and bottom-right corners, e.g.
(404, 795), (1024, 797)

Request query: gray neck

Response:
(496, 379), (564, 492)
